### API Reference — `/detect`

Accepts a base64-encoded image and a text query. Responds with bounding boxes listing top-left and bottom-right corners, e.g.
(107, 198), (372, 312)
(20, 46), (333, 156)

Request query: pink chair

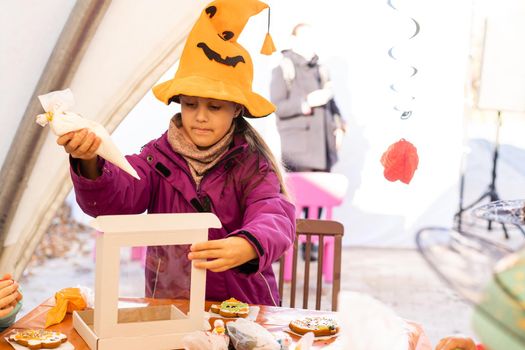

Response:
(130, 246), (148, 268)
(284, 172), (349, 283)
(131, 246), (146, 262)
(94, 237), (147, 266)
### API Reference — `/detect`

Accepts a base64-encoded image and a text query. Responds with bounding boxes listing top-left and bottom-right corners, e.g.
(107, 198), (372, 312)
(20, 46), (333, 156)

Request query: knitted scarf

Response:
(167, 114), (235, 186)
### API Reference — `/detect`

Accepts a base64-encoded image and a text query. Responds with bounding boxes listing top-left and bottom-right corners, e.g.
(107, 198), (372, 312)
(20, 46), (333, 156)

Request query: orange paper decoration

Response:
(380, 139), (419, 184)
(45, 287), (87, 328)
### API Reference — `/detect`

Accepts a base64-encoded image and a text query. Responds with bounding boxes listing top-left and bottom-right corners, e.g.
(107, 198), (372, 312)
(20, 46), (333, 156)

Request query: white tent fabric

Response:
(1, 0), (76, 165)
(0, 0), (208, 277)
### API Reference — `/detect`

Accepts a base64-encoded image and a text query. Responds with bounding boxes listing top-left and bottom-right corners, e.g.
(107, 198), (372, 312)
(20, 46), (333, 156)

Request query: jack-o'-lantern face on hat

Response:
(153, 0), (276, 118)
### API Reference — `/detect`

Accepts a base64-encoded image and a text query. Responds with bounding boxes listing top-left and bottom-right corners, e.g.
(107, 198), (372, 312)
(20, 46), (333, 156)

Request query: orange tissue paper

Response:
(45, 288), (87, 328)
(380, 139), (419, 184)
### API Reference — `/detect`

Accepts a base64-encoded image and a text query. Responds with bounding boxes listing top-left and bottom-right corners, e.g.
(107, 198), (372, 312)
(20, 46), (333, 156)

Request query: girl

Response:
(57, 0), (295, 306)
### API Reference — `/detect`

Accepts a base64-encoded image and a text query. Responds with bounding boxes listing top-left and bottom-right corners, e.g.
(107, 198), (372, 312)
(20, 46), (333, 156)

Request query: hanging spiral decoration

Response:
(387, 0), (420, 120)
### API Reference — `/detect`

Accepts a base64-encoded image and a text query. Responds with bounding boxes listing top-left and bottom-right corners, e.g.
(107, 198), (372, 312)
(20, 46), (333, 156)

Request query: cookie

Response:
(9, 329), (67, 349)
(289, 316), (339, 337)
(209, 298), (249, 318)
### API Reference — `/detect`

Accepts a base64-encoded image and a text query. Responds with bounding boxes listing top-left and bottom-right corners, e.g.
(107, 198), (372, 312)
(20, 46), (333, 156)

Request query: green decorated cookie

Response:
(219, 298), (249, 318)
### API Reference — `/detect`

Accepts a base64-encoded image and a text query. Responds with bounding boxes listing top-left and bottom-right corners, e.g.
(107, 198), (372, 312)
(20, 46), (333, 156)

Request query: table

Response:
(0, 298), (430, 349)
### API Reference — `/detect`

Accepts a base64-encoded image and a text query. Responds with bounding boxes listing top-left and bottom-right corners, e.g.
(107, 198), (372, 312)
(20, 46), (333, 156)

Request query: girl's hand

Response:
(1, 274), (20, 303)
(57, 128), (101, 160)
(435, 336), (477, 350)
(188, 237), (258, 273)
(1, 273), (21, 305)
(0, 277), (21, 318)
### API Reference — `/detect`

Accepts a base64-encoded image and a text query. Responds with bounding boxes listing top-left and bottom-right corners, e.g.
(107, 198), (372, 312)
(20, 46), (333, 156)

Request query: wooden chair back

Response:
(278, 219), (344, 311)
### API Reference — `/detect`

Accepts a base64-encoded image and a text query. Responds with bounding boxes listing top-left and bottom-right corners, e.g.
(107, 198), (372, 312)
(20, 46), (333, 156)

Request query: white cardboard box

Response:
(73, 213), (221, 350)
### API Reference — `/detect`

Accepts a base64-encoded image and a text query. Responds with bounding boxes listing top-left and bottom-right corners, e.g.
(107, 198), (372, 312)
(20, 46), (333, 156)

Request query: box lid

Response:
(91, 213), (221, 233)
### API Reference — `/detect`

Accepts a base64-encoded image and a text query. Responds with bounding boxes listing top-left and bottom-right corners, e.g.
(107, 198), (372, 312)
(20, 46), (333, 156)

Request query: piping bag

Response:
(36, 89), (140, 180)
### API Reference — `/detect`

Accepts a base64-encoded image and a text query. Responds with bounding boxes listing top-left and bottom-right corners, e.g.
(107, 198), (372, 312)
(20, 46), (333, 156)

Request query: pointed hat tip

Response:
(261, 33), (276, 55)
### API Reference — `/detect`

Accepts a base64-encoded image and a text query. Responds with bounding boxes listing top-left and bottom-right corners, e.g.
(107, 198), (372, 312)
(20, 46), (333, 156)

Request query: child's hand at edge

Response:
(188, 237), (258, 273)
(0, 273), (22, 318)
(435, 336), (477, 350)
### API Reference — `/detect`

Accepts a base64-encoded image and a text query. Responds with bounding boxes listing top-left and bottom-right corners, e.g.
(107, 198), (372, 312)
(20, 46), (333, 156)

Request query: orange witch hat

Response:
(153, 0), (276, 118)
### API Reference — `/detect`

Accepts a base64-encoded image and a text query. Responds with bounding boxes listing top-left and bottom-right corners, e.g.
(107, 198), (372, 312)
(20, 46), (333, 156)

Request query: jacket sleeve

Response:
(270, 66), (307, 119)
(228, 157), (296, 273)
(70, 149), (156, 217)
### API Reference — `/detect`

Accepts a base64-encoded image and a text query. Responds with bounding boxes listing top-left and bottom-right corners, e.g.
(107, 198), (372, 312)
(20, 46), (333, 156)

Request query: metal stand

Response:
(454, 111), (525, 238)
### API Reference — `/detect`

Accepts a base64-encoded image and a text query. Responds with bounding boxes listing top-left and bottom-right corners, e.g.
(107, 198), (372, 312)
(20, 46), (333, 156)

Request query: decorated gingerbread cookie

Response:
(9, 329), (67, 349)
(209, 298), (249, 318)
(289, 316), (339, 337)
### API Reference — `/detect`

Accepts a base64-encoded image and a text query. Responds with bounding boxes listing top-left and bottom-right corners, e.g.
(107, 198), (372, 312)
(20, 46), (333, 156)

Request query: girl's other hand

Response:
(188, 236), (258, 273)
(0, 276), (21, 318)
(57, 128), (101, 160)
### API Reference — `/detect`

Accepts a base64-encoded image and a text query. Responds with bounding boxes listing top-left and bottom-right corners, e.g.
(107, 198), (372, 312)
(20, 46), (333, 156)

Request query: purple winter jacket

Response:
(71, 132), (295, 306)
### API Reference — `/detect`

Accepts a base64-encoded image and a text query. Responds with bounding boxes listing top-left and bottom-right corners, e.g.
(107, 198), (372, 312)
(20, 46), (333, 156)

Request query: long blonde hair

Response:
(234, 117), (289, 198)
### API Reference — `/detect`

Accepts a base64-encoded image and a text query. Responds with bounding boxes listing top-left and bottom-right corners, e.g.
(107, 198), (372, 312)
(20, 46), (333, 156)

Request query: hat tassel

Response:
(260, 8), (276, 55)
(261, 33), (276, 55)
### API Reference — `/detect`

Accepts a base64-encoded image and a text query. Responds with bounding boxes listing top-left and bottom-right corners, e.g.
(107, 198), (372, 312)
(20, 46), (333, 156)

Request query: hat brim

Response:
(152, 76), (275, 118)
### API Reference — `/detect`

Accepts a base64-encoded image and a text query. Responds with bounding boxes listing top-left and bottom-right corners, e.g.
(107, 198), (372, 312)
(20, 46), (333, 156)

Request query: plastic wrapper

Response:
(337, 291), (409, 350)
(77, 285), (94, 308)
(36, 89), (140, 180)
(226, 318), (280, 350)
(272, 331), (292, 350)
(294, 332), (314, 350)
(45, 287), (87, 328)
(181, 331), (229, 350)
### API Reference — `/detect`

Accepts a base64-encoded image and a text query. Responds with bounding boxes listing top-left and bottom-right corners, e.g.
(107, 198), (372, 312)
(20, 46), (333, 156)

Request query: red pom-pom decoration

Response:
(380, 139), (419, 184)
